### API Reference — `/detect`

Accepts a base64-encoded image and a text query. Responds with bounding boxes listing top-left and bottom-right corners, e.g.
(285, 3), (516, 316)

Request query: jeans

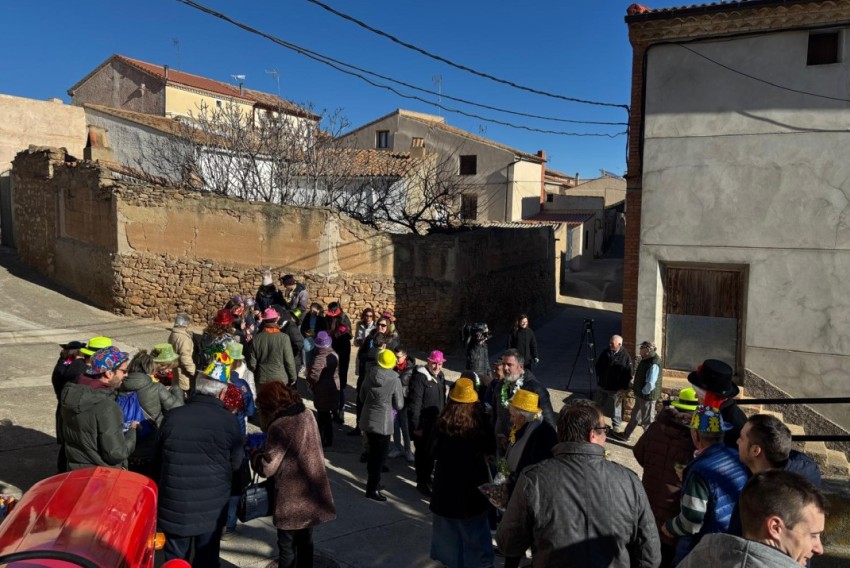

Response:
(365, 432), (390, 493)
(225, 494), (240, 532)
(164, 528), (222, 567)
(594, 388), (623, 429)
(278, 526), (314, 568)
(392, 410), (411, 452)
(623, 396), (658, 439)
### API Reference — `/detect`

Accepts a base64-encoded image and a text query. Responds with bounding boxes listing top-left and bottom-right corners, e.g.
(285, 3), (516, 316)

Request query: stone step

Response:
(805, 442), (830, 467)
(826, 449), (850, 477)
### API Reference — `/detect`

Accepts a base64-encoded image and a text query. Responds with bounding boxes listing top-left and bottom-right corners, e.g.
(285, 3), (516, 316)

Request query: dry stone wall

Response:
(12, 148), (555, 351)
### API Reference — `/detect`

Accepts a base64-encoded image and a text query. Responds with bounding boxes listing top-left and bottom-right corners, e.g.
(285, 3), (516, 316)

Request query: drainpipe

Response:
(537, 150), (546, 211)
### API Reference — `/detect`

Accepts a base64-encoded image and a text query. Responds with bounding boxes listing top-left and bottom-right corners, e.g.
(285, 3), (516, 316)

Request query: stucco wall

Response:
(164, 85), (253, 119)
(508, 160), (542, 221)
(12, 148), (556, 351)
(639, 32), (850, 429)
(0, 94), (86, 172)
(71, 60), (164, 115)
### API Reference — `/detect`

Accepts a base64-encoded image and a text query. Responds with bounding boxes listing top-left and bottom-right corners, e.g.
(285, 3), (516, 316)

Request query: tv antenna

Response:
(265, 68), (281, 97)
(231, 74), (247, 84)
(170, 37), (181, 68)
(478, 124), (487, 136)
(432, 74), (442, 116)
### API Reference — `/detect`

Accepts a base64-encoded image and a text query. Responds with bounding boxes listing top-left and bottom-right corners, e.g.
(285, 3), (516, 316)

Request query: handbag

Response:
(237, 471), (273, 522)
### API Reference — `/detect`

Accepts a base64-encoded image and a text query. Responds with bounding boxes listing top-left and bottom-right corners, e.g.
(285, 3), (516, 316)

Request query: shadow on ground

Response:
(0, 419), (58, 495)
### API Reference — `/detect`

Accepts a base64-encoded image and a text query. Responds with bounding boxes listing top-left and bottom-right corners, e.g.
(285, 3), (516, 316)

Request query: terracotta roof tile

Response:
(525, 211), (595, 224)
(624, 0), (815, 21)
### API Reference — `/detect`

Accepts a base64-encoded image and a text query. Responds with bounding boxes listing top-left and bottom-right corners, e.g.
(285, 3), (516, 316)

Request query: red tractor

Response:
(0, 467), (189, 568)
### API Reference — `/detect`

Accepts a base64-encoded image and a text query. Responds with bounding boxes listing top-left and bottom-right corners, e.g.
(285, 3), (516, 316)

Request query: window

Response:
(459, 155), (477, 175)
(216, 100), (222, 108)
(461, 194), (478, 221)
(807, 31), (840, 65)
(376, 130), (389, 149)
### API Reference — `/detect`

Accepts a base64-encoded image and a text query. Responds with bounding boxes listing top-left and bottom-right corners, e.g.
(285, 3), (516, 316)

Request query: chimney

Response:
(163, 64), (169, 79)
(239, 83), (244, 96)
(537, 150), (547, 207)
(410, 137), (425, 159)
(84, 125), (114, 163)
(575, 172), (580, 186)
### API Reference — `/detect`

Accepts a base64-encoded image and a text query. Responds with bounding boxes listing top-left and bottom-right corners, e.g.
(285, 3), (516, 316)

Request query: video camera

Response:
(462, 322), (492, 347)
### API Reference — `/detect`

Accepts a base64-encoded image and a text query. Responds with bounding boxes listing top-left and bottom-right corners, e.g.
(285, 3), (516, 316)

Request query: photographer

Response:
(464, 322), (491, 378)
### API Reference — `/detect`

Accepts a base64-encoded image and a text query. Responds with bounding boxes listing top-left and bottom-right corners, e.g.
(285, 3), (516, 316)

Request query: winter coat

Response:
(430, 420), (496, 519)
(247, 327), (297, 386)
(282, 320), (305, 363)
(252, 403), (336, 530)
(505, 419), (558, 497)
(353, 321), (375, 347)
(407, 366), (447, 432)
(359, 366), (404, 436)
(59, 377), (136, 470)
(301, 313), (327, 338)
(255, 286), (284, 313)
(784, 449), (822, 486)
(168, 327), (196, 392)
(157, 394), (244, 536)
(493, 371), (557, 439)
(632, 407), (695, 545)
(465, 342), (490, 378)
(232, 362), (257, 400)
(51, 357), (86, 400)
(120, 372), (184, 427)
(507, 327), (539, 367)
(307, 347), (341, 412)
(677, 533), (800, 568)
(596, 347), (633, 391)
(395, 359), (414, 398)
(720, 398), (748, 448)
(497, 441), (661, 568)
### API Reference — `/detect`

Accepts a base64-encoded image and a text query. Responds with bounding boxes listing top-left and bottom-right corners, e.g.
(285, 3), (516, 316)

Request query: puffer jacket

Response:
(59, 377), (136, 470)
(120, 372), (184, 426)
(497, 441), (660, 568)
(307, 347), (340, 412)
(359, 366), (404, 436)
(247, 327), (297, 385)
(678, 533), (800, 568)
(253, 403), (335, 530)
(157, 394), (243, 536)
(632, 407), (695, 545)
(407, 366), (447, 432)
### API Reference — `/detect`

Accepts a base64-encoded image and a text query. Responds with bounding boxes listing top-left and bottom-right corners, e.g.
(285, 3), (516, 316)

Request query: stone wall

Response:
(11, 148), (556, 351)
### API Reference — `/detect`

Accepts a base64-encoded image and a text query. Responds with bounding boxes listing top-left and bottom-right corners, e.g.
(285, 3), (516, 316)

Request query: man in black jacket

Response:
(594, 335), (633, 431)
(157, 374), (244, 567)
(407, 350), (448, 496)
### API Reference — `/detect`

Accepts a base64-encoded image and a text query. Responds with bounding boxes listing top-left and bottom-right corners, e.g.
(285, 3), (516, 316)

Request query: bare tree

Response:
(134, 101), (473, 234)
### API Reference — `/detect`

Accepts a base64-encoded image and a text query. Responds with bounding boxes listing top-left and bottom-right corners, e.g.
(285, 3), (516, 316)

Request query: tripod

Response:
(565, 318), (598, 397)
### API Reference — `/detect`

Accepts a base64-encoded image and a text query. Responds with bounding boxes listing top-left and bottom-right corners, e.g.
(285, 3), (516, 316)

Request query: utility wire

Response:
(175, 0), (626, 137)
(305, 0), (629, 111)
(679, 44), (850, 103)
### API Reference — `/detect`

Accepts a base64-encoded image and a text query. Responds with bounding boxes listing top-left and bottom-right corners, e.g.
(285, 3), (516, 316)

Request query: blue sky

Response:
(1, 1), (634, 178)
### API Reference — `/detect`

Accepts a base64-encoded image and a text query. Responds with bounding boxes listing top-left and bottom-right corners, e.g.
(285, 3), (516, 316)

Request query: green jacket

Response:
(59, 377), (136, 470)
(247, 328), (297, 385)
(120, 372), (184, 426)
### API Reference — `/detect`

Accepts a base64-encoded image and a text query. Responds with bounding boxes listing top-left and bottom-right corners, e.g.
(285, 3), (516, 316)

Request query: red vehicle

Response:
(0, 467), (189, 568)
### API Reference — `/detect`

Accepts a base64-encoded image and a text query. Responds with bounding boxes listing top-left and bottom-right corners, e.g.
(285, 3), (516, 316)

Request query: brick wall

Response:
(12, 148), (556, 351)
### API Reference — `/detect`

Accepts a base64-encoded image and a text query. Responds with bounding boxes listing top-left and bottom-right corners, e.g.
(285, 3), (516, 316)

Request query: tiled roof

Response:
(71, 55), (316, 119)
(525, 211), (595, 224)
(625, 0), (817, 21)
(325, 149), (417, 177)
(343, 109), (546, 163)
(472, 220), (560, 229)
(84, 104), (228, 146)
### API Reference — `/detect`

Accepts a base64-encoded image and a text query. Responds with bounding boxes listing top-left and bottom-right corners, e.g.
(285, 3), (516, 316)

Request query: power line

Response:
(175, 0), (626, 137)
(305, 0), (629, 111)
(678, 44), (850, 103)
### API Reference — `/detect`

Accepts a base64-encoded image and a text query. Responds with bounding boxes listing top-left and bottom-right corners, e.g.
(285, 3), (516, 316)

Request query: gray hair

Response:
(174, 313), (191, 328)
(509, 406), (539, 423)
(128, 350), (154, 375)
(503, 348), (525, 368)
(195, 375), (227, 397)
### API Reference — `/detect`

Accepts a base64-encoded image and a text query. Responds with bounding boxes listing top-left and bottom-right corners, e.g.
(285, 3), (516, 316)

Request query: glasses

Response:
(378, 323), (388, 328)
(593, 425), (612, 434)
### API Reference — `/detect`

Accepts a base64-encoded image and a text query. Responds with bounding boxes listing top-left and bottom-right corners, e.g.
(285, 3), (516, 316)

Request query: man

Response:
(678, 470), (826, 567)
(494, 349), (556, 451)
(168, 313), (196, 397)
(59, 346), (137, 470)
(407, 350), (448, 496)
(247, 307), (297, 387)
(594, 335), (633, 431)
(737, 414), (822, 486)
(614, 340), (662, 443)
(497, 400), (660, 567)
(157, 374), (244, 567)
(688, 359), (747, 447)
(280, 274), (309, 318)
(663, 406), (749, 564)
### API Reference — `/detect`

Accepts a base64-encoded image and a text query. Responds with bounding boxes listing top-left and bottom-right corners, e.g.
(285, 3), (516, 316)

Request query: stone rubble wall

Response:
(11, 148), (556, 351)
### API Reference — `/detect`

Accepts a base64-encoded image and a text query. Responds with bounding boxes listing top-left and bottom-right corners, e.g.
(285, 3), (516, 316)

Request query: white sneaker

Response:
(405, 450), (415, 463)
(387, 447), (402, 459)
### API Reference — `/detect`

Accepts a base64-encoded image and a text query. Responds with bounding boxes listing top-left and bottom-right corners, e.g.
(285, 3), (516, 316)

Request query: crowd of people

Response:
(46, 275), (830, 568)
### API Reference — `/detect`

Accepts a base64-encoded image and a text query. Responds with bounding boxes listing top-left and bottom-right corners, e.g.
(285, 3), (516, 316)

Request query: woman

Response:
(504, 390), (557, 496)
(152, 343), (180, 387)
(300, 302), (326, 340)
(200, 308), (237, 366)
(358, 348), (404, 502)
(353, 307), (376, 348)
(120, 350), (184, 480)
(52, 340), (87, 472)
(307, 331), (340, 447)
(430, 378), (496, 568)
(506, 314), (539, 370)
(326, 302), (352, 424)
(387, 346), (414, 462)
(252, 382), (336, 568)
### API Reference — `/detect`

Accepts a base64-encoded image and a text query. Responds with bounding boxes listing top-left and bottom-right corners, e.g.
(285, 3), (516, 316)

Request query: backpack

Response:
(116, 392), (156, 441)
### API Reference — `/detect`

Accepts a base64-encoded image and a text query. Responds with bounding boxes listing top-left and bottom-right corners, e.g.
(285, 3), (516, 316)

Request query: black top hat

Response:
(687, 359), (739, 398)
(60, 340), (86, 350)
